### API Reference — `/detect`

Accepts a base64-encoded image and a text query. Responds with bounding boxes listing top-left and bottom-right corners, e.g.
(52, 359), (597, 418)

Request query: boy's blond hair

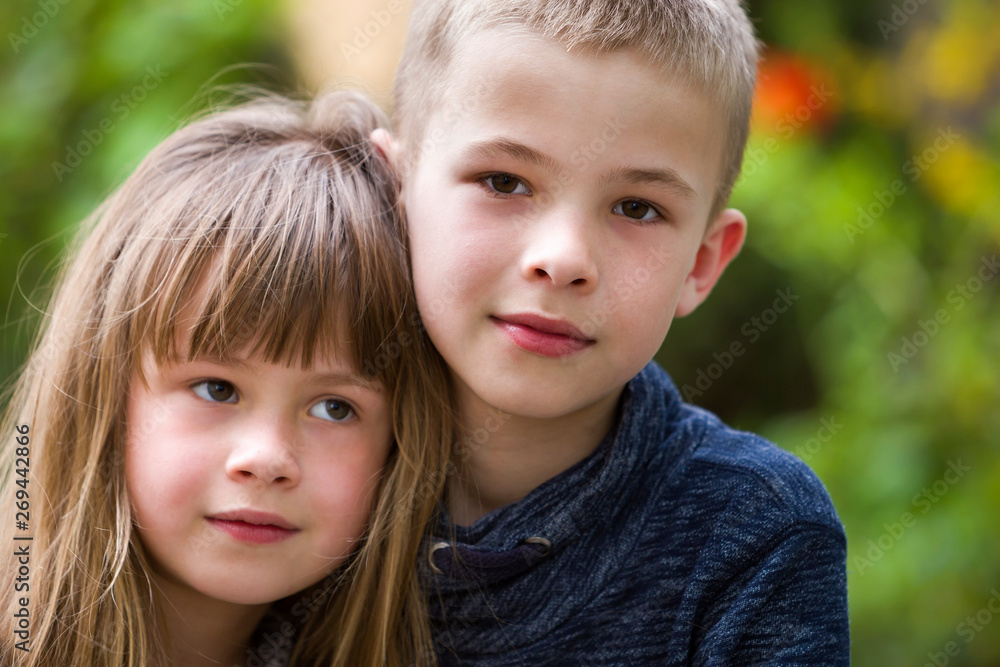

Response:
(393, 0), (760, 212)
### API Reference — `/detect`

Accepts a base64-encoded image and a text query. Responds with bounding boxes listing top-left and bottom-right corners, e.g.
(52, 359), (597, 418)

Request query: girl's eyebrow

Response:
(185, 356), (380, 391)
(307, 372), (381, 392)
(183, 355), (256, 373)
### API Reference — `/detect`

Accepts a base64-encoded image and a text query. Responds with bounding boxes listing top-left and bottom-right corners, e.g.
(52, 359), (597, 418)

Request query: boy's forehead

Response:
(449, 28), (712, 113)
(444, 28), (649, 105)
(426, 27), (727, 211)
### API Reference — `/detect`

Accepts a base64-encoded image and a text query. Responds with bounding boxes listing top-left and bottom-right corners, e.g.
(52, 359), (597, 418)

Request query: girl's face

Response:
(125, 347), (392, 606)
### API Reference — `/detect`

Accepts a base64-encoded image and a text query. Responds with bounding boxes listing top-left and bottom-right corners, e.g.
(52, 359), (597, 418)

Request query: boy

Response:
(373, 0), (849, 664)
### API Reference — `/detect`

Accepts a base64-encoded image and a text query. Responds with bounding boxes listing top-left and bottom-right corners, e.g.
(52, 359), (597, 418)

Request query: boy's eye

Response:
(613, 199), (661, 222)
(192, 380), (237, 403)
(309, 399), (355, 423)
(483, 173), (530, 196)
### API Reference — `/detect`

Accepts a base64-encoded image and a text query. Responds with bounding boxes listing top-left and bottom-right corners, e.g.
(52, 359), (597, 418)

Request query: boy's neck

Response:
(154, 575), (270, 667)
(447, 386), (622, 526)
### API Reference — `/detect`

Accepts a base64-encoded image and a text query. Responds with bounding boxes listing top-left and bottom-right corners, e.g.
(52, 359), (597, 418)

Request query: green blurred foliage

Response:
(659, 0), (1000, 664)
(0, 0), (292, 384)
(1, 0), (998, 664)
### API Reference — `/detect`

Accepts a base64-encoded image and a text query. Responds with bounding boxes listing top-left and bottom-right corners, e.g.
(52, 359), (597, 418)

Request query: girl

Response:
(0, 90), (450, 666)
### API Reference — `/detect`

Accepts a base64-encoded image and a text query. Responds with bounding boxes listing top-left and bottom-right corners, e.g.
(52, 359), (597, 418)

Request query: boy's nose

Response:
(520, 211), (599, 292)
(225, 419), (301, 487)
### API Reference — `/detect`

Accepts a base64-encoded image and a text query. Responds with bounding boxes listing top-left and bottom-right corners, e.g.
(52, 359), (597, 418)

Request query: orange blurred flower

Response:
(752, 50), (839, 138)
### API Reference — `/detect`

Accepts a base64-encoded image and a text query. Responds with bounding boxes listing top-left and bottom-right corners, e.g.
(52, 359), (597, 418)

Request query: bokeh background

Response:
(1, 0), (998, 664)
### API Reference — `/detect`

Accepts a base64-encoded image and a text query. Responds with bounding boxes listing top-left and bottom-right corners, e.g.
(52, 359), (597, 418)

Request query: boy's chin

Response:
(456, 372), (627, 424)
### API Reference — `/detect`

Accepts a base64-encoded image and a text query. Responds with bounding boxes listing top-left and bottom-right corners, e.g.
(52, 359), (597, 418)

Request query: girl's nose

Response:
(224, 418), (301, 487)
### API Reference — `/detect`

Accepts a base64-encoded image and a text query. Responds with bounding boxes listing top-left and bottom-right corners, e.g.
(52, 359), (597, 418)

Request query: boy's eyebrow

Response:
(599, 166), (697, 201)
(461, 138), (563, 173)
(462, 137), (698, 201)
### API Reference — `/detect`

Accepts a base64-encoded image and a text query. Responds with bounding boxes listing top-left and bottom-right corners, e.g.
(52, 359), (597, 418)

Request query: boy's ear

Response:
(369, 128), (400, 170)
(675, 208), (747, 317)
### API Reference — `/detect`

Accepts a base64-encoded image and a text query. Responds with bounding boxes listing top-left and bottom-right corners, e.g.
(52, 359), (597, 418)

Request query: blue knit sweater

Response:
(420, 362), (849, 666)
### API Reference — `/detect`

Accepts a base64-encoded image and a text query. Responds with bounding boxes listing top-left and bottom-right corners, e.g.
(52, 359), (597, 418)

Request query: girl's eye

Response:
(483, 173), (530, 196)
(192, 380), (237, 403)
(309, 399), (355, 423)
(613, 199), (661, 222)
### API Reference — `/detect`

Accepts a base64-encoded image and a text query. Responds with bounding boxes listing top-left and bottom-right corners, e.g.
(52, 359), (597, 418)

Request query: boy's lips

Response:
(206, 509), (299, 544)
(491, 313), (595, 358)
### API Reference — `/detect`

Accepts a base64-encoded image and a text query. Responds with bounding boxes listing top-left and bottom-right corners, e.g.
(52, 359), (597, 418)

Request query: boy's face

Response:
(396, 28), (746, 422)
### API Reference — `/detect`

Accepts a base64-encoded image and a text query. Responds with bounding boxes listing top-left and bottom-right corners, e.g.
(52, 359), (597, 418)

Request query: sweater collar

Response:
(422, 362), (683, 589)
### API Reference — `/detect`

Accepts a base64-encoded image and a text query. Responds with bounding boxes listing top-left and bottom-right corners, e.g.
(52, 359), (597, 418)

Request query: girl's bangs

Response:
(127, 145), (385, 373)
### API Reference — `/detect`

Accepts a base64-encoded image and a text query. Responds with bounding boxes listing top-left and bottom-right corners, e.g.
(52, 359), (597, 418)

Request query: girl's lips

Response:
(207, 518), (298, 544)
(206, 510), (299, 545)
(492, 315), (595, 358)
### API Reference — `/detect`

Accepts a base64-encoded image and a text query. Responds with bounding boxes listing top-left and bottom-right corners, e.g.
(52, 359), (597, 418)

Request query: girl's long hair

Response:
(0, 90), (450, 666)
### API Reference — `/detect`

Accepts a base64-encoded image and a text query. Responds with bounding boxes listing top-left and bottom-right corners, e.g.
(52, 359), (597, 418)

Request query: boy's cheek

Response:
(613, 279), (634, 300)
